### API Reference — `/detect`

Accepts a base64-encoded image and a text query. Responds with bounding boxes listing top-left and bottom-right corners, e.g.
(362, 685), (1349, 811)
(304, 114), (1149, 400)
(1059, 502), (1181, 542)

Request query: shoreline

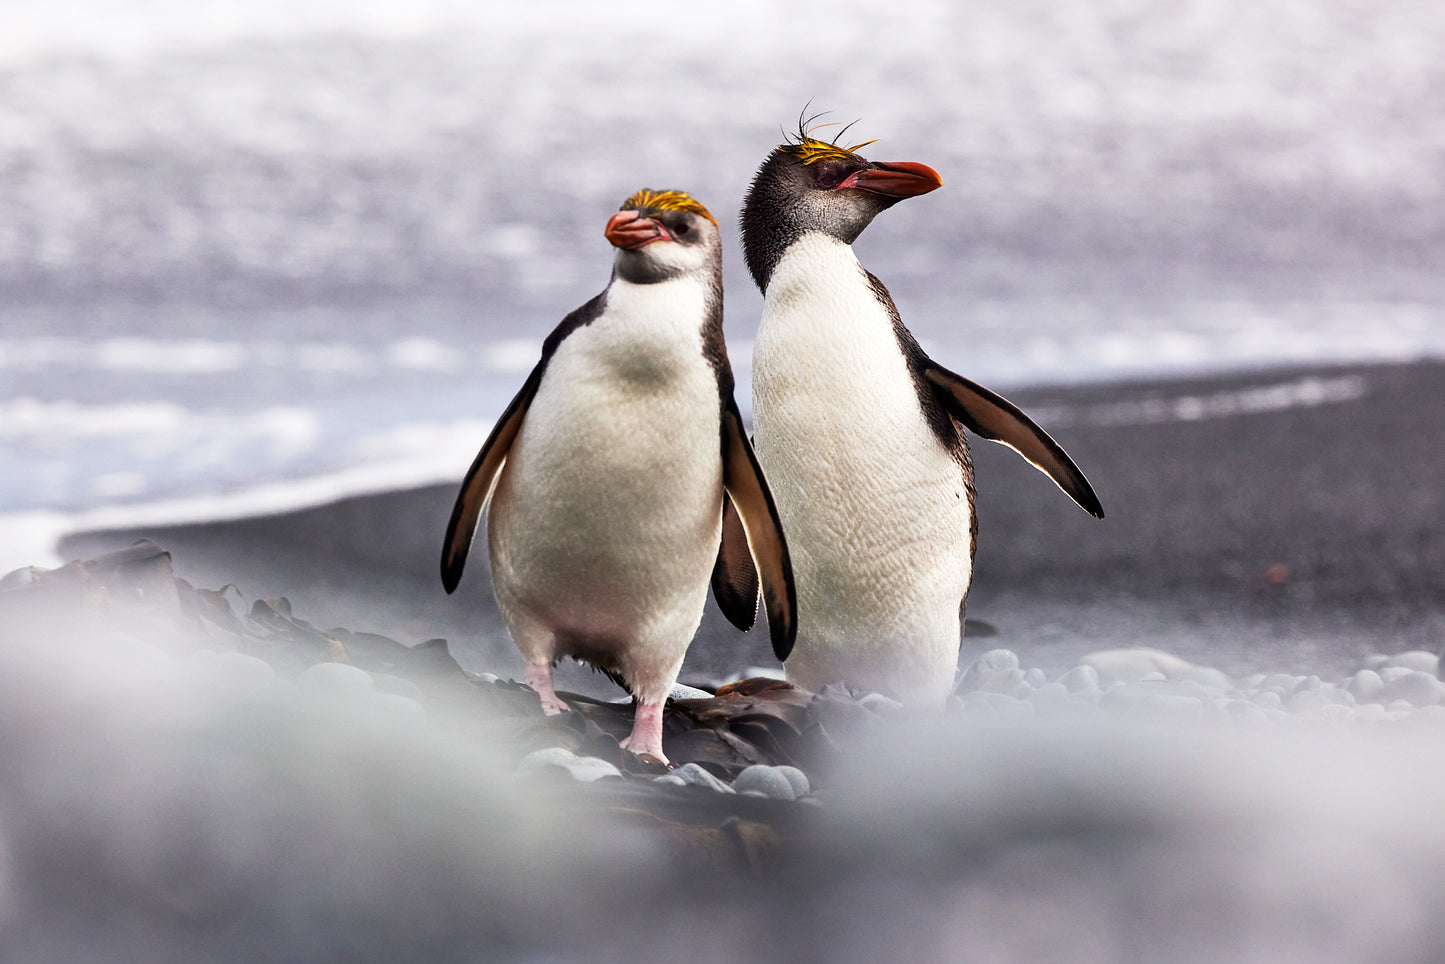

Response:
(55, 357), (1445, 689)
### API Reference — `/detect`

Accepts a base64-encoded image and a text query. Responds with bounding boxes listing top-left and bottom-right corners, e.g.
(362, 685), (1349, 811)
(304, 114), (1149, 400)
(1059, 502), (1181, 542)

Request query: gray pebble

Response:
(668, 682), (714, 701)
(1381, 671), (1444, 707)
(1354, 703), (1388, 724)
(1179, 666), (1232, 691)
(1032, 681), (1071, 706)
(561, 756), (622, 782)
(518, 747), (578, 773)
(773, 765), (810, 798)
(518, 748), (621, 782)
(1379, 666), (1415, 684)
(1286, 688), (1335, 713)
(1347, 670), (1385, 703)
(662, 763), (735, 794)
(296, 661), (374, 696)
(1259, 673), (1301, 693)
(858, 692), (904, 713)
(957, 649), (1024, 695)
(731, 764), (798, 801)
(1058, 665), (1100, 693)
(1383, 651), (1440, 676)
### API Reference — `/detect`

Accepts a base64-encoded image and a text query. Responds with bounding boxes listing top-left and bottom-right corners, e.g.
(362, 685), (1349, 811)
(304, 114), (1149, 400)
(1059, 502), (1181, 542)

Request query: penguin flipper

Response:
(711, 491), (761, 632)
(923, 362), (1105, 519)
(440, 362), (545, 593)
(719, 399), (798, 660)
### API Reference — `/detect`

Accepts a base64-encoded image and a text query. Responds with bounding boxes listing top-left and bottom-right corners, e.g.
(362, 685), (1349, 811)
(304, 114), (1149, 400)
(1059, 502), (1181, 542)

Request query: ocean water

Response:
(3, 0), (1444, 570)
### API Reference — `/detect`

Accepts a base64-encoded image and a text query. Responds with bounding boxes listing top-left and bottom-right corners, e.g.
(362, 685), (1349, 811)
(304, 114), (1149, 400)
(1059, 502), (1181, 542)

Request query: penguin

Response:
(740, 119), (1103, 705)
(441, 188), (795, 764)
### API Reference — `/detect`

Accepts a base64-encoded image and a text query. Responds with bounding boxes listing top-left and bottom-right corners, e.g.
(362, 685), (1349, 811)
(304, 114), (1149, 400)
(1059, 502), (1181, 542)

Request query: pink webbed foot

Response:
(618, 700), (668, 764)
(524, 662), (569, 716)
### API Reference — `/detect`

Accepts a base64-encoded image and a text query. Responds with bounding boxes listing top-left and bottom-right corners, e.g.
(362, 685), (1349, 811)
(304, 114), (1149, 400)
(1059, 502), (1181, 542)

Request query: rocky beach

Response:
(1, 358), (1440, 961)
(4, 0), (1445, 957)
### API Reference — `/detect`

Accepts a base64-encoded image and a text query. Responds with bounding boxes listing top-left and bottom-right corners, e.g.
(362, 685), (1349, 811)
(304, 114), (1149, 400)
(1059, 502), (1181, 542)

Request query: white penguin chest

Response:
(488, 277), (725, 616)
(752, 234), (965, 512)
(750, 233), (973, 688)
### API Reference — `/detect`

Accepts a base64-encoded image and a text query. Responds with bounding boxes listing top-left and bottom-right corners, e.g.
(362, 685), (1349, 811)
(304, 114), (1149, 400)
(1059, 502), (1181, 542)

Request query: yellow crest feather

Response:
(779, 115), (877, 166)
(619, 189), (717, 225)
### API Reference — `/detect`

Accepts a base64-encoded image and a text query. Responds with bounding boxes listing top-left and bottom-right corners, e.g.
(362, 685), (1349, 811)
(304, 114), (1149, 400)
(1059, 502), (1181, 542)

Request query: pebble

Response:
(1347, 670), (1385, 703)
(1380, 671), (1444, 707)
(772, 765), (810, 798)
(732, 765), (799, 801)
(1057, 665), (1100, 693)
(1179, 666), (1233, 691)
(859, 692), (904, 714)
(957, 649), (1025, 696)
(1031, 681), (1071, 706)
(1382, 651), (1440, 676)
(519, 747), (578, 772)
(669, 682), (715, 701)
(655, 763), (734, 794)
(561, 756), (623, 782)
(518, 748), (621, 782)
(296, 661), (374, 696)
(1354, 703), (1388, 724)
(1286, 689), (1336, 713)
(1082, 648), (1198, 684)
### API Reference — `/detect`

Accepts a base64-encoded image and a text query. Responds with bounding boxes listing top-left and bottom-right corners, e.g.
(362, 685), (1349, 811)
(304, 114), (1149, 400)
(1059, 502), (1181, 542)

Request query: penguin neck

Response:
(762, 232), (870, 309)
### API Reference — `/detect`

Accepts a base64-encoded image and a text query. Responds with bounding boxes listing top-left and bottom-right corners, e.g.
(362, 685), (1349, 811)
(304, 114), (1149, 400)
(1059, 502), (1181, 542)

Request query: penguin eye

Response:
(674, 221), (690, 237)
(813, 167), (842, 190)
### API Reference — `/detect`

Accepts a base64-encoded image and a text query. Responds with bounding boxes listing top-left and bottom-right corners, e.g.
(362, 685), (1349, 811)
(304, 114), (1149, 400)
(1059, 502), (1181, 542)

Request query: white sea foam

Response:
(1026, 373), (1370, 428)
(0, 398), (319, 453)
(0, 335), (539, 376)
(0, 414), (493, 571)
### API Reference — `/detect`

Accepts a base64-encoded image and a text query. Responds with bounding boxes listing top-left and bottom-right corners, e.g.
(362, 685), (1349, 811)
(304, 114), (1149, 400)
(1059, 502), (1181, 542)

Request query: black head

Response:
(739, 119), (941, 290)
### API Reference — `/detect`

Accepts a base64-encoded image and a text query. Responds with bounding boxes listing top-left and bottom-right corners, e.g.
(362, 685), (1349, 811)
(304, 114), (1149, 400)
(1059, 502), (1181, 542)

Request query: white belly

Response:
(751, 233), (973, 703)
(487, 277), (723, 701)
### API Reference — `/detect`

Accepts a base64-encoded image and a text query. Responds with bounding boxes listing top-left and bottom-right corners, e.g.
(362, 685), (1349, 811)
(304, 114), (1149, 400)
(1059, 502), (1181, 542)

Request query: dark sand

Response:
(61, 360), (1445, 693)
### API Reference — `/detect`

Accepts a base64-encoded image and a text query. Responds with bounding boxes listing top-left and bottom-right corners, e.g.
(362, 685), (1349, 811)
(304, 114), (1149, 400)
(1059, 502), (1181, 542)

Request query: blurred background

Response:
(3, 0), (1442, 680)
(5, 8), (1445, 958)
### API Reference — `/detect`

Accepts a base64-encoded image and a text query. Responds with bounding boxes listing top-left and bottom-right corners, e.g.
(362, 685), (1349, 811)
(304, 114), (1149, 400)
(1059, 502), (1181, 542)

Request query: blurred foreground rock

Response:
(0, 539), (879, 870)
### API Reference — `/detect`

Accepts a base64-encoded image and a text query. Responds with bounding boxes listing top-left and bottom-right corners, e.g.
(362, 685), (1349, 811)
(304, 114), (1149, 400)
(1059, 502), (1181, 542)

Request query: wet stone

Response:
(732, 765), (798, 801)
(657, 763), (734, 794)
(1383, 651), (1440, 677)
(1381, 671), (1444, 707)
(1058, 665), (1100, 693)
